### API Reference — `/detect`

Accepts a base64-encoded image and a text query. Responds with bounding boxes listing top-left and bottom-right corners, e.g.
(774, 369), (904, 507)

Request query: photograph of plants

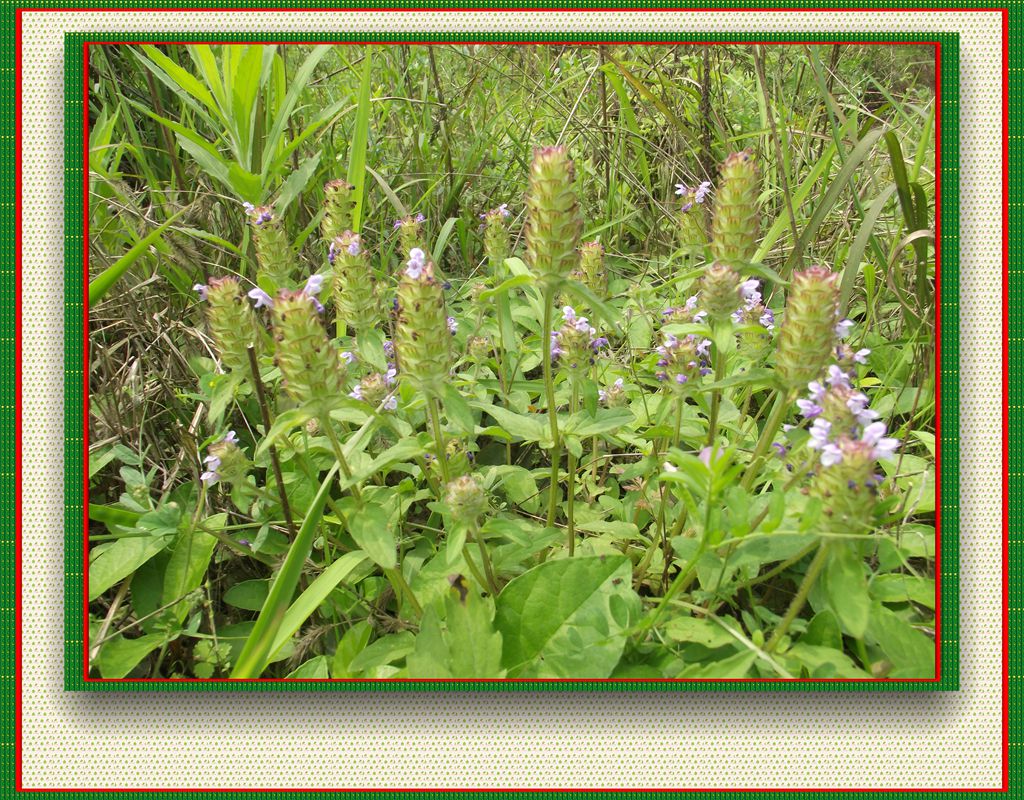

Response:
(85, 41), (939, 680)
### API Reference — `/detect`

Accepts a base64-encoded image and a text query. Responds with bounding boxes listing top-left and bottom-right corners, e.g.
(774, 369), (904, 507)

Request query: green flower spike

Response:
(201, 431), (249, 488)
(199, 276), (262, 373)
(394, 213), (426, 255)
(481, 203), (511, 275)
(569, 238), (608, 299)
(710, 150), (759, 268)
(269, 284), (345, 406)
(775, 265), (842, 389)
(329, 231), (380, 334)
(394, 248), (452, 397)
(445, 474), (488, 526)
(245, 204), (295, 287)
(699, 262), (743, 321)
(321, 179), (356, 244)
(525, 145), (583, 288)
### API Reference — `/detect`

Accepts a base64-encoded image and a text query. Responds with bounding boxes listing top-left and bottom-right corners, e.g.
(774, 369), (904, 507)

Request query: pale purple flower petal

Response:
(223, 431), (239, 444)
(694, 181), (712, 204)
(796, 399), (822, 418)
(340, 351), (355, 364)
(854, 348), (871, 364)
(247, 288), (274, 309)
(193, 283), (208, 301)
(200, 470), (219, 486)
(383, 395), (398, 411)
(820, 444), (843, 467)
(834, 319), (854, 339)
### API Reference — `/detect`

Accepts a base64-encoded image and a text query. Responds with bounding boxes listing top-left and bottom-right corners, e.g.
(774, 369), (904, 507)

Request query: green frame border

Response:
(66, 31), (959, 692)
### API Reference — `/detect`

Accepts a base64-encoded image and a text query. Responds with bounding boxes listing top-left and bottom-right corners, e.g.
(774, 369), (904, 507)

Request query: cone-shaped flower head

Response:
(699, 263), (743, 320)
(329, 231), (380, 334)
(731, 279), (775, 356)
(430, 437), (474, 483)
(201, 430), (249, 487)
(525, 145), (583, 288)
(662, 294), (709, 326)
(550, 306), (609, 378)
(776, 266), (842, 389)
(675, 180), (712, 248)
(654, 332), (712, 392)
(568, 238), (608, 299)
(269, 287), (344, 405)
(394, 213), (426, 255)
(198, 276), (262, 373)
(245, 203), (295, 287)
(394, 248), (451, 397)
(599, 377), (628, 408)
(321, 179), (356, 244)
(710, 150), (759, 267)
(349, 367), (398, 411)
(480, 203), (512, 274)
(444, 474), (488, 526)
(468, 336), (492, 360)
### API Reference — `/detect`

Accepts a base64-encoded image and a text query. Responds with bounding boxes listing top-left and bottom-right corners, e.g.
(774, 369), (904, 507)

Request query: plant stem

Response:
(739, 391), (793, 491)
(706, 335), (728, 447)
(319, 414), (363, 504)
(469, 522), (499, 595)
(427, 395), (450, 485)
(247, 346), (297, 539)
(385, 567), (422, 618)
(566, 382), (579, 556)
(541, 285), (562, 526)
(765, 539), (830, 653)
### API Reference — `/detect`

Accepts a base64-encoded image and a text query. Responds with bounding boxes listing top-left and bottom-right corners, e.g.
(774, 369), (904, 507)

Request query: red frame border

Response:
(16, 4), (1007, 790)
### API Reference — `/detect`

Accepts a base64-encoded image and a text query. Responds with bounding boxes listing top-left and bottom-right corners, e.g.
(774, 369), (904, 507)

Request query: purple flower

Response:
(303, 274), (324, 297)
(340, 351), (355, 364)
(347, 235), (361, 256)
(662, 307), (675, 317)
(204, 454), (221, 471)
(498, 203), (510, 218)
(328, 241), (338, 266)
(256, 210), (273, 225)
(772, 442), (789, 457)
(694, 310), (708, 323)
(200, 470), (219, 486)
(826, 365), (850, 389)
(242, 201), (255, 215)
(760, 309), (775, 331)
(820, 443), (843, 467)
(193, 283), (208, 301)
(447, 316), (458, 335)
(415, 213), (426, 223)
(675, 373), (688, 385)
(383, 340), (395, 359)
(685, 295), (699, 312)
(696, 339), (711, 358)
(796, 398), (822, 418)
(853, 348), (871, 364)
(674, 183), (689, 196)
(222, 431), (239, 445)
(846, 393), (870, 416)
(862, 421), (899, 460)
(383, 395), (398, 411)
(393, 219), (403, 230)
(694, 181), (712, 203)
(406, 248), (427, 279)
(834, 319), (854, 339)
(562, 306), (577, 325)
(349, 386), (363, 400)
(385, 367), (398, 385)
(808, 381), (826, 402)
(808, 418), (832, 450)
(739, 279), (760, 302)
(247, 288), (274, 309)
(238, 538), (251, 548)
(591, 336), (609, 352)
(680, 202), (693, 214)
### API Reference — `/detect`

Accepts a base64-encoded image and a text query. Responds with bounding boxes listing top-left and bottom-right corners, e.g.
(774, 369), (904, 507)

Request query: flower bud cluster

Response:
(194, 276), (262, 373)
(654, 332), (712, 390)
(349, 367), (398, 411)
(244, 202), (294, 287)
(550, 306), (608, 375)
(321, 179), (356, 244)
(394, 248), (452, 396)
(599, 377), (627, 408)
(480, 203), (511, 273)
(201, 431), (249, 487)
(394, 213), (426, 255)
(525, 145), (583, 288)
(329, 231), (380, 334)
(710, 150), (759, 268)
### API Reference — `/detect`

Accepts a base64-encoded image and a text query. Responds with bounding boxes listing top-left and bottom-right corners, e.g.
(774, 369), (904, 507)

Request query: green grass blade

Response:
(260, 45), (332, 174)
(230, 464), (339, 679)
(838, 184), (897, 315)
(346, 47), (374, 232)
(88, 208), (187, 306)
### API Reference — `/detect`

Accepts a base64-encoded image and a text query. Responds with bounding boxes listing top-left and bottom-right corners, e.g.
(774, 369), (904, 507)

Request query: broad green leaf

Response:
(162, 512), (224, 623)
(867, 602), (935, 678)
(786, 643), (872, 679)
(472, 402), (548, 445)
(347, 631), (416, 675)
(347, 504), (396, 570)
(678, 650), (756, 679)
(88, 505), (181, 600)
(223, 579), (271, 612)
(331, 621), (373, 678)
(274, 152), (322, 215)
(407, 589), (505, 678)
(286, 655), (329, 679)
(495, 555), (640, 678)
(870, 574), (936, 610)
(269, 550), (368, 659)
(822, 542), (870, 639)
(565, 407), (634, 438)
(664, 616), (736, 649)
(441, 384), (475, 435)
(97, 633), (167, 679)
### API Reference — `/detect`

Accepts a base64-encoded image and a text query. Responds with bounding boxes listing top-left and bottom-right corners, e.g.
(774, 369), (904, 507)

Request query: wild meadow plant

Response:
(91, 127), (935, 680)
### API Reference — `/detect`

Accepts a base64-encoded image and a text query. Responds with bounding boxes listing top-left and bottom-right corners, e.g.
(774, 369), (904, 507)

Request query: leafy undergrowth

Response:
(87, 44), (937, 681)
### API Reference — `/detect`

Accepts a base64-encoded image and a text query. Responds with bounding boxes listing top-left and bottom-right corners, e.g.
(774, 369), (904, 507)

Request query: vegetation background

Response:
(85, 43), (938, 680)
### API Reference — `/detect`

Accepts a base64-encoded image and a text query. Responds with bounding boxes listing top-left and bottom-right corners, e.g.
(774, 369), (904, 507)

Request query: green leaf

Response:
(346, 47), (373, 231)
(331, 621), (373, 678)
(407, 589), (505, 678)
(822, 542), (870, 639)
(441, 384), (475, 435)
(97, 633), (168, 679)
(870, 574), (936, 610)
(88, 505), (181, 600)
(786, 643), (871, 679)
(867, 602), (935, 677)
(347, 504), (396, 570)
(347, 631), (416, 675)
(664, 616), (736, 649)
(230, 464), (339, 678)
(162, 512), (223, 623)
(88, 208), (187, 305)
(472, 402), (548, 445)
(495, 555), (640, 678)
(254, 406), (316, 458)
(478, 274), (534, 302)
(565, 407), (634, 438)
(286, 655), (329, 679)
(261, 45), (331, 171)
(275, 152), (322, 215)
(678, 650), (756, 678)
(268, 550), (368, 659)
(223, 579), (271, 612)
(800, 609), (843, 650)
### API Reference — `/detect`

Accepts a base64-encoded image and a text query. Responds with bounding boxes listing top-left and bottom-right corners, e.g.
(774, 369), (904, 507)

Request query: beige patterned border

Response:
(21, 9), (1004, 790)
